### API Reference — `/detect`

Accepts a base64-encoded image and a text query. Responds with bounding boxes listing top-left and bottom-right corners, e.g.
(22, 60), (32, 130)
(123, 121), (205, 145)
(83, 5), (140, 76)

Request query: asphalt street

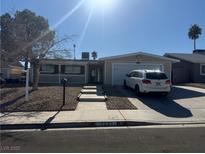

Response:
(1, 126), (205, 152)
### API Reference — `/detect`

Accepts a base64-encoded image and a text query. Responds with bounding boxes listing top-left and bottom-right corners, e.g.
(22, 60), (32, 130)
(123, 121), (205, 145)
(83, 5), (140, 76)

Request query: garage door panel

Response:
(112, 63), (163, 85)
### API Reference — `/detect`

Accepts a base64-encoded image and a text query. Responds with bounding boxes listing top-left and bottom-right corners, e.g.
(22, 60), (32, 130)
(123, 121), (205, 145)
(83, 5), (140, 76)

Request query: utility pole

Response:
(25, 53), (29, 101)
(25, 68), (29, 101)
(73, 44), (76, 60)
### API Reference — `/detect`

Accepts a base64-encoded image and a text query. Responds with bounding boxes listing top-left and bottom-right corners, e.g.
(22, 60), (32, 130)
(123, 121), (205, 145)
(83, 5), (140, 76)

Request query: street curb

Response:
(0, 121), (159, 130)
(1, 121), (205, 130)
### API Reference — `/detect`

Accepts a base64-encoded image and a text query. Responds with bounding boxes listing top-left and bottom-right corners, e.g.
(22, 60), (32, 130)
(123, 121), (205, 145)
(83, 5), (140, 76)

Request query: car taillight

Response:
(165, 80), (171, 84)
(142, 79), (151, 84)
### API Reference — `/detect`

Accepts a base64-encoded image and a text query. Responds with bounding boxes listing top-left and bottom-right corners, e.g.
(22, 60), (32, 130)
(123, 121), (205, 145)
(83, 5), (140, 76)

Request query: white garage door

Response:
(112, 63), (163, 85)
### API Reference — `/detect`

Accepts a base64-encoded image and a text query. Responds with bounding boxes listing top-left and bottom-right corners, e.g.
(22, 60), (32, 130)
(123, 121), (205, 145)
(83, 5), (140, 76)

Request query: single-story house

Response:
(33, 52), (179, 86)
(30, 59), (104, 84)
(164, 50), (205, 84)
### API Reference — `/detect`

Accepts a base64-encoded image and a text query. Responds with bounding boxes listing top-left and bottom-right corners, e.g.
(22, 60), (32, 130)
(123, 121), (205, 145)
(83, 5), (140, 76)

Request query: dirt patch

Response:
(0, 86), (81, 112)
(103, 86), (137, 110)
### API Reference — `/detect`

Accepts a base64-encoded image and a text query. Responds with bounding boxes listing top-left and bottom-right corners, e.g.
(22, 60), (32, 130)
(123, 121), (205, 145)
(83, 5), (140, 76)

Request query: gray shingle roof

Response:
(100, 52), (179, 62)
(164, 53), (205, 63)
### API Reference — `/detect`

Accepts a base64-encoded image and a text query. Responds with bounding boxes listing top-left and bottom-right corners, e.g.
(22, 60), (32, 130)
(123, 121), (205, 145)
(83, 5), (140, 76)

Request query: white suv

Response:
(124, 70), (171, 96)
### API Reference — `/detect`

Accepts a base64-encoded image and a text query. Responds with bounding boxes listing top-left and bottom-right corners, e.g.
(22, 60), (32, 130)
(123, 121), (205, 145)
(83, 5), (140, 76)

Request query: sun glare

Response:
(88, 0), (116, 10)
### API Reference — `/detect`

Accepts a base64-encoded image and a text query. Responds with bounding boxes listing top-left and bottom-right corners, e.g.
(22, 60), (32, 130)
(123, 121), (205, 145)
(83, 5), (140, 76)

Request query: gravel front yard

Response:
(103, 86), (137, 110)
(0, 86), (81, 112)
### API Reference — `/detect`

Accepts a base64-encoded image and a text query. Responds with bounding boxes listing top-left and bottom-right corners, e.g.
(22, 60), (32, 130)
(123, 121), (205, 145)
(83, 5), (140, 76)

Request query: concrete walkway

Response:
(77, 86), (107, 111)
(77, 102), (107, 111)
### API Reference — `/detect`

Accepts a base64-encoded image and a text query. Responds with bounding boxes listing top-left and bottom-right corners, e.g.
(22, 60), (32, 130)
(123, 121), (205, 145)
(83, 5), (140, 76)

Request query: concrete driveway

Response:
(121, 86), (205, 118)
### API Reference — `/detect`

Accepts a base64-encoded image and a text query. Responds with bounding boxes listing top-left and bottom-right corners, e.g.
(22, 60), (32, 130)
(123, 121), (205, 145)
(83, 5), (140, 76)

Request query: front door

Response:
(88, 65), (103, 84)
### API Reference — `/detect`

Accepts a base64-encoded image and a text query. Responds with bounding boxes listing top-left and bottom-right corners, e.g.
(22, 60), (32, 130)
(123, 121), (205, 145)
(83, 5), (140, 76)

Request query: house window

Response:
(200, 64), (205, 75)
(40, 64), (58, 74)
(62, 65), (85, 75)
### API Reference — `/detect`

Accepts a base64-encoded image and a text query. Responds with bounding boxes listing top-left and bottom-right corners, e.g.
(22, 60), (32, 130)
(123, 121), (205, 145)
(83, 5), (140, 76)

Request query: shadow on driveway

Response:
(169, 86), (205, 100)
(118, 86), (205, 118)
(136, 95), (193, 118)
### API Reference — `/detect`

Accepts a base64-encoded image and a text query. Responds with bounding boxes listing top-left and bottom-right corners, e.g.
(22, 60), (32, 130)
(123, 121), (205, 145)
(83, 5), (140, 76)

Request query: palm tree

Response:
(188, 24), (202, 50)
(91, 51), (97, 60)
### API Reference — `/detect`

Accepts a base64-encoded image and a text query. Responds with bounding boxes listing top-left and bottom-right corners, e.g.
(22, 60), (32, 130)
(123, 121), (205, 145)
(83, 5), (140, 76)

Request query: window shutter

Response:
(54, 65), (58, 74)
(40, 65), (43, 71)
(61, 65), (65, 74)
(81, 66), (85, 74)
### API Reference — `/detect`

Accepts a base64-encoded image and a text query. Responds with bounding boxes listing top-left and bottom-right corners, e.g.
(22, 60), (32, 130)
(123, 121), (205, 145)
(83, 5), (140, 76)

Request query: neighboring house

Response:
(34, 52), (179, 86)
(0, 61), (24, 80)
(193, 49), (205, 55)
(164, 50), (205, 84)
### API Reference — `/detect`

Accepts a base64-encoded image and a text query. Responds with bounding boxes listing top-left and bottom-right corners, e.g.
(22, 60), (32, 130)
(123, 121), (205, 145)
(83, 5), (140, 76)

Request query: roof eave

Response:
(164, 53), (205, 63)
(100, 52), (180, 62)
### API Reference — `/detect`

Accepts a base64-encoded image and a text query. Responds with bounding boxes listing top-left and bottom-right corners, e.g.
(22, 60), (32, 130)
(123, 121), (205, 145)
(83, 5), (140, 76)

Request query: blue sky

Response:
(1, 0), (205, 59)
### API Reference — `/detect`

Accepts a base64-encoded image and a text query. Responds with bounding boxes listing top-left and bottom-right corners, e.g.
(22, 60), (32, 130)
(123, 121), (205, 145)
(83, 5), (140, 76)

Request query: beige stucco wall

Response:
(0, 67), (23, 79)
(104, 55), (172, 85)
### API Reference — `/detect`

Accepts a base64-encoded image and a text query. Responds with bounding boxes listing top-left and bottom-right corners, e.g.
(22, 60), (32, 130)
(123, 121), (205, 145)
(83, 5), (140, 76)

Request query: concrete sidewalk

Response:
(1, 108), (205, 129)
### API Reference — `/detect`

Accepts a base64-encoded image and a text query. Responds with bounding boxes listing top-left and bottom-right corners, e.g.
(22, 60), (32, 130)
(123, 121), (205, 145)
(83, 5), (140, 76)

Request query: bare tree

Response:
(1, 9), (73, 90)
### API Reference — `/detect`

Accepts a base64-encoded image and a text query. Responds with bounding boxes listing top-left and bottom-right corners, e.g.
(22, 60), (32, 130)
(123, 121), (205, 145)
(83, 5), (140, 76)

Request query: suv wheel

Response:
(161, 92), (168, 97)
(124, 80), (127, 89)
(135, 85), (141, 96)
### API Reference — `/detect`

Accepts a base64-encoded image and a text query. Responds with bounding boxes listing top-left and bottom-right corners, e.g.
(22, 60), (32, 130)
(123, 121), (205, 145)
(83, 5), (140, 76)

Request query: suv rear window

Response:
(146, 72), (168, 79)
